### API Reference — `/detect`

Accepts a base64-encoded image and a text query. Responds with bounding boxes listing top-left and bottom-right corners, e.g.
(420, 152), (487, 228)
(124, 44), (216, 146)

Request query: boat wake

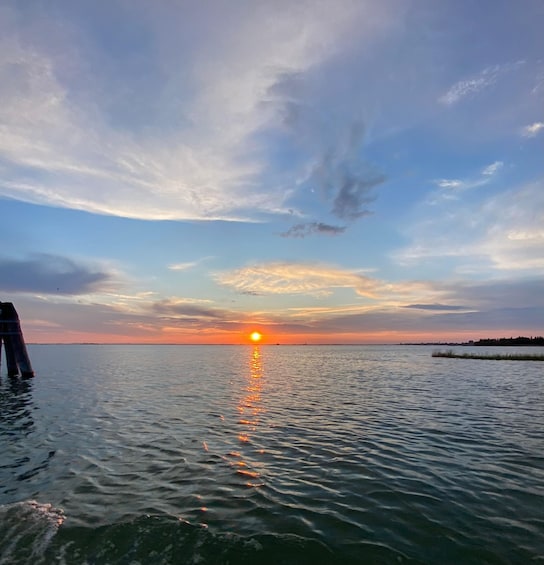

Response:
(0, 500), (64, 565)
(0, 504), (405, 565)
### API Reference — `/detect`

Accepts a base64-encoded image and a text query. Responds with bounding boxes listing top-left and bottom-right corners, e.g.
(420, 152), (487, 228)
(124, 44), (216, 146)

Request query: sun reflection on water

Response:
(233, 346), (265, 486)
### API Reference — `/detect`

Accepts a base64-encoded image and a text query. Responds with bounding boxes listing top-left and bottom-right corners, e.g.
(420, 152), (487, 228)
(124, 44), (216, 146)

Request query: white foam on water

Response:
(0, 500), (65, 565)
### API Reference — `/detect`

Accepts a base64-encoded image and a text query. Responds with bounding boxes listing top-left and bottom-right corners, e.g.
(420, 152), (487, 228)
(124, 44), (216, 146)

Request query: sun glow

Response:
(250, 331), (262, 343)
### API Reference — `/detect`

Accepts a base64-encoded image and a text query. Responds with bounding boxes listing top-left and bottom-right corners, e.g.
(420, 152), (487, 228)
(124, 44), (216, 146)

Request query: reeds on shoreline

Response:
(432, 349), (544, 361)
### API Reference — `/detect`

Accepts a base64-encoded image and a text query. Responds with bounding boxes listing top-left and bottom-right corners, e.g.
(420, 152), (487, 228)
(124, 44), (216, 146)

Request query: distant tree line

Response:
(472, 336), (544, 346)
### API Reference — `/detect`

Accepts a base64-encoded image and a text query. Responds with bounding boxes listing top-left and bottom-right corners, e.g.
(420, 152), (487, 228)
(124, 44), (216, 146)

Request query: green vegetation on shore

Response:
(432, 350), (544, 361)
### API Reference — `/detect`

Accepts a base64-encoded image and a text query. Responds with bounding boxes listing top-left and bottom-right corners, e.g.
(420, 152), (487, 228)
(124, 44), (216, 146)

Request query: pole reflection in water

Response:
(232, 346), (265, 487)
(0, 377), (35, 437)
(0, 376), (41, 492)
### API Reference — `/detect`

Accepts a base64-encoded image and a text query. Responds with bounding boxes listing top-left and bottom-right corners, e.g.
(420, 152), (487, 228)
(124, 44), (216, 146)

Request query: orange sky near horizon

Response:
(21, 325), (536, 345)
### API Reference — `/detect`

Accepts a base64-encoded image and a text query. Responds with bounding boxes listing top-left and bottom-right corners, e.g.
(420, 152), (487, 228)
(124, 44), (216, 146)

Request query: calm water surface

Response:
(0, 344), (543, 564)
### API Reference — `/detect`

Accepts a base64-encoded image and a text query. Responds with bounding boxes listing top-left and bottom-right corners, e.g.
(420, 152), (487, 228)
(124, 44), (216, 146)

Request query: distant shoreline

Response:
(404, 336), (544, 347)
(432, 350), (544, 361)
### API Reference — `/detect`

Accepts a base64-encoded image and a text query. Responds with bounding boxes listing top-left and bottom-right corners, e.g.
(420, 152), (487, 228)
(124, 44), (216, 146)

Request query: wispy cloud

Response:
(404, 304), (470, 311)
(0, 1), (396, 224)
(435, 179), (465, 190)
(482, 161), (503, 176)
(0, 17), (286, 222)
(168, 257), (212, 271)
(398, 178), (544, 274)
(214, 261), (448, 307)
(279, 278), (544, 336)
(439, 62), (524, 106)
(479, 182), (544, 271)
(432, 161), (503, 197)
(215, 262), (382, 298)
(168, 262), (200, 272)
(439, 65), (501, 106)
(521, 121), (544, 137)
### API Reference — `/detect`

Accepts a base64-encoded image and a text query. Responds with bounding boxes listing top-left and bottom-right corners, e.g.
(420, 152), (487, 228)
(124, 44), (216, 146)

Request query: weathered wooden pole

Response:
(0, 302), (34, 378)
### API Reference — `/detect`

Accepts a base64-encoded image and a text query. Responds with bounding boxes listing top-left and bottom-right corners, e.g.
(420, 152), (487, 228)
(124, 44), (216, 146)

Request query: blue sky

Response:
(1, 0), (543, 343)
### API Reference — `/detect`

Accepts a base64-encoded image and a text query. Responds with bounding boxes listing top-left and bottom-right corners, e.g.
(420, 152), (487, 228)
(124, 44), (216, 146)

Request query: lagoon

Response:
(1, 344), (543, 564)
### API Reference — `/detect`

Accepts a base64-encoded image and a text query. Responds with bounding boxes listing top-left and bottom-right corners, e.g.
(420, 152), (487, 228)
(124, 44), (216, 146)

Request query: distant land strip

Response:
(405, 336), (544, 346)
(469, 336), (544, 346)
(432, 350), (544, 361)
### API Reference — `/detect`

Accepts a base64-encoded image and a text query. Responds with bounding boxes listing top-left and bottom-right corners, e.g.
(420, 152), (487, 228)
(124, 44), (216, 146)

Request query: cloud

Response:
(317, 305), (544, 336)
(297, 120), (386, 221)
(153, 299), (227, 320)
(398, 179), (544, 273)
(435, 179), (465, 190)
(431, 306), (544, 331)
(168, 257), (212, 271)
(482, 161), (503, 176)
(404, 304), (470, 311)
(281, 277), (544, 336)
(0, 1), (396, 223)
(0, 2), (540, 230)
(441, 278), (544, 310)
(0, 254), (112, 295)
(215, 262), (382, 298)
(168, 261), (200, 271)
(439, 62), (523, 106)
(432, 160), (503, 197)
(0, 10), (287, 222)
(280, 222), (346, 238)
(11, 292), (258, 342)
(439, 68), (498, 106)
(479, 181), (544, 271)
(276, 117), (386, 235)
(521, 122), (544, 137)
(13, 271), (544, 343)
(332, 170), (385, 220)
(215, 262), (452, 311)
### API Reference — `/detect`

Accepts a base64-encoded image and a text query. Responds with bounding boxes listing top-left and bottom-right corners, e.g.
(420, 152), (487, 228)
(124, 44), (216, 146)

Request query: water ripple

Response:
(1, 344), (543, 564)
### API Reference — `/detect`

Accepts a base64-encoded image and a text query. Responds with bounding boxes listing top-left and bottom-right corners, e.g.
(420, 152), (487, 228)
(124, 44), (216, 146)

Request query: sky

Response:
(0, 0), (543, 344)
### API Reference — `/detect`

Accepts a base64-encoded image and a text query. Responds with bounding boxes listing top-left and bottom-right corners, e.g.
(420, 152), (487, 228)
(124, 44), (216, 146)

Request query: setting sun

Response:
(250, 331), (262, 343)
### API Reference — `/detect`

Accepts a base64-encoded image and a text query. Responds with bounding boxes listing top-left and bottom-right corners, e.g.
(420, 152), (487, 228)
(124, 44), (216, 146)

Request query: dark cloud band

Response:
(0, 254), (111, 295)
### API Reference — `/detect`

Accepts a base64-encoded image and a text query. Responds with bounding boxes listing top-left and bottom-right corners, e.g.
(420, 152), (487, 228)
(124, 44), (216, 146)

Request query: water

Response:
(1, 344), (543, 564)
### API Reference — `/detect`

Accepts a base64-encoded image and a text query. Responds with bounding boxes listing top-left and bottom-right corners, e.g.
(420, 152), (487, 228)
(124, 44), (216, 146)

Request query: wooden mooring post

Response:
(0, 302), (34, 378)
